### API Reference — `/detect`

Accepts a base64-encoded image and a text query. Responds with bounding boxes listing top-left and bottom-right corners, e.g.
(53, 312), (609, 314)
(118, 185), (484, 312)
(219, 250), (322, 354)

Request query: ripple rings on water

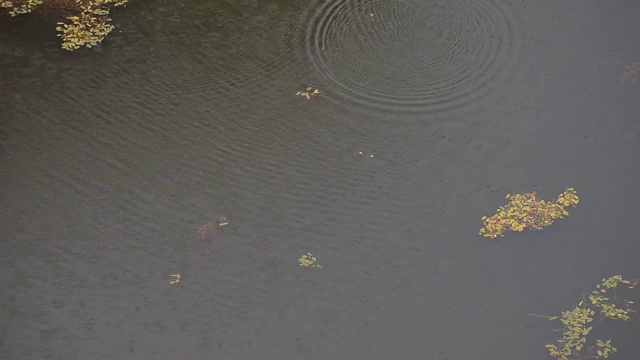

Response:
(303, 0), (525, 114)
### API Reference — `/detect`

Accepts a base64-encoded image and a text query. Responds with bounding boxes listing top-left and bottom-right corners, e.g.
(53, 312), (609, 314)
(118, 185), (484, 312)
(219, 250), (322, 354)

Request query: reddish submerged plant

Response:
(196, 216), (229, 240)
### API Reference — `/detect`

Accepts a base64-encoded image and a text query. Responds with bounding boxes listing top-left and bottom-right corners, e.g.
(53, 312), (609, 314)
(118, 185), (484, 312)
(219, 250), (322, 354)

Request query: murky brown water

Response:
(1, 0), (639, 359)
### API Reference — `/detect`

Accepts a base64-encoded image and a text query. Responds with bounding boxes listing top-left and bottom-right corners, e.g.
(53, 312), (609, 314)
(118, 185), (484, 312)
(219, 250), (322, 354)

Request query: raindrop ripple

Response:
(304, 0), (525, 114)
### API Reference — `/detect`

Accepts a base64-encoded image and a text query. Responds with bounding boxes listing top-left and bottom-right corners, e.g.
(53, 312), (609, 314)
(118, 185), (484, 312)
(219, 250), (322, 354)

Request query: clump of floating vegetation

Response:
(530, 275), (638, 360)
(479, 188), (579, 238)
(1, 0), (127, 51)
(1, 0), (43, 16)
(56, 0), (128, 51)
(298, 252), (322, 268)
(296, 87), (320, 100)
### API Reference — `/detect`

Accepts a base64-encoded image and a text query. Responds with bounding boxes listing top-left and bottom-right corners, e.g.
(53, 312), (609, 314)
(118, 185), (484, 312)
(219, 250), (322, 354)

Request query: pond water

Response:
(1, 0), (639, 359)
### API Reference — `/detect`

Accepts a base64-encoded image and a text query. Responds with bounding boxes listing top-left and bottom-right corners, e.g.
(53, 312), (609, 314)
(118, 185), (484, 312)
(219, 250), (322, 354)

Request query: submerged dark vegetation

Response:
(0, 0), (127, 50)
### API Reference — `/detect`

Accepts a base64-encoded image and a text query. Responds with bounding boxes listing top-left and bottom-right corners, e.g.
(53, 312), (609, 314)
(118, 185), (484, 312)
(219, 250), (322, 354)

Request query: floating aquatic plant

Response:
(1, 0), (128, 51)
(299, 252), (322, 268)
(55, 0), (128, 51)
(479, 188), (579, 238)
(168, 273), (181, 285)
(296, 87), (320, 100)
(530, 275), (638, 360)
(1, 0), (43, 16)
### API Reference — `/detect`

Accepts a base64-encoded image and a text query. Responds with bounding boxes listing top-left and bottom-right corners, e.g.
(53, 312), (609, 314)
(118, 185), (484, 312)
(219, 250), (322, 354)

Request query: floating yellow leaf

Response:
(169, 273), (181, 284)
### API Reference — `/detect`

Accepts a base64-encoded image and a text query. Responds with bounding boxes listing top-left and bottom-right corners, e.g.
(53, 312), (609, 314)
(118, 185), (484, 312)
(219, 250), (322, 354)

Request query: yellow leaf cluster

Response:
(542, 275), (637, 360)
(1, 0), (43, 17)
(54, 0), (128, 51)
(299, 252), (322, 268)
(479, 188), (579, 238)
(295, 87), (320, 100)
(2, 1), (128, 50)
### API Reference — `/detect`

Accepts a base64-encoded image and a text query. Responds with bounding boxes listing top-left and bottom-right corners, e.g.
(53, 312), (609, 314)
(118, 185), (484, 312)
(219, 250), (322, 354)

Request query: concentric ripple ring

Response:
(304, 0), (525, 114)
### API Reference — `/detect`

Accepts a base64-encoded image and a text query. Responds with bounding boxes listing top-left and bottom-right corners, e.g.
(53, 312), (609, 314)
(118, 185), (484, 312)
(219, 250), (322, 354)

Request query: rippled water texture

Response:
(1, 0), (640, 359)
(303, 0), (524, 114)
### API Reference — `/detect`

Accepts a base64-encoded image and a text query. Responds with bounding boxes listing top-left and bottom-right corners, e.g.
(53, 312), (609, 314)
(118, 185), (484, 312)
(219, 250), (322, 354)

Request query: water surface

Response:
(1, 0), (640, 359)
